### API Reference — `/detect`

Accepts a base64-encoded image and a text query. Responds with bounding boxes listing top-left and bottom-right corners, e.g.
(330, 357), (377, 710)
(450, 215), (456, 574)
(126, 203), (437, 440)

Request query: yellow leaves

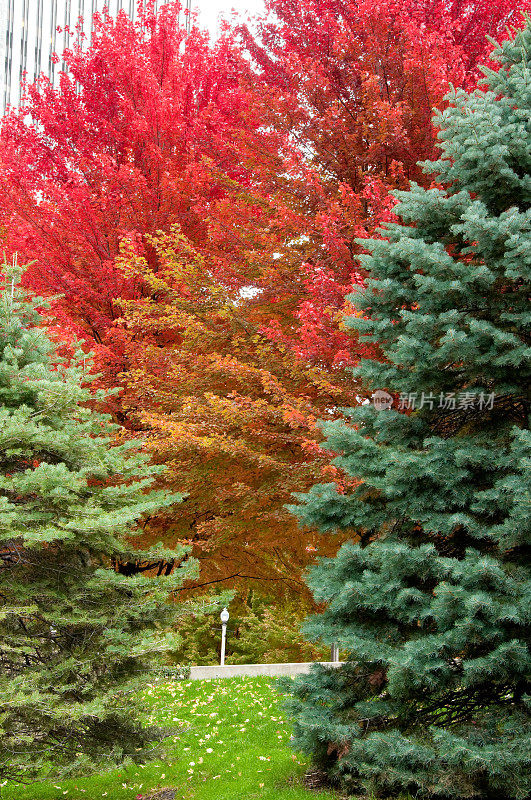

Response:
(138, 410), (281, 468)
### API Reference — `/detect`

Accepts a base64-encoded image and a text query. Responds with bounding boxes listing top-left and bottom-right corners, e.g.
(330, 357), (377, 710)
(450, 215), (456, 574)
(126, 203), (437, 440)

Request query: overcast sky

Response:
(193, 0), (266, 36)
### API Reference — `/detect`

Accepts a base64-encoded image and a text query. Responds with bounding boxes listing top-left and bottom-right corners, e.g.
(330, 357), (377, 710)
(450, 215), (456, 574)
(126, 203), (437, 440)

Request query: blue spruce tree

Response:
(0, 272), (197, 783)
(286, 26), (531, 800)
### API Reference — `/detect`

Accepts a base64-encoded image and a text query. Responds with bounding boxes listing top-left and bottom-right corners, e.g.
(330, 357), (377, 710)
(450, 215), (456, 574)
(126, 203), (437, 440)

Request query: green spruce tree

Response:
(0, 271), (197, 784)
(286, 26), (531, 800)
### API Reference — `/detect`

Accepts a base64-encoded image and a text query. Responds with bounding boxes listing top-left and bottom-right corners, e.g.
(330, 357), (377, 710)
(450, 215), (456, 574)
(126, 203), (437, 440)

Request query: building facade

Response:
(0, 1), (170, 112)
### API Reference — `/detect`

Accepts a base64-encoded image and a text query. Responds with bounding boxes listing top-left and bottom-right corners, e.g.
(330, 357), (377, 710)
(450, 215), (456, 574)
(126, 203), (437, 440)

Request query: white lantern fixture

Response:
(220, 607), (229, 666)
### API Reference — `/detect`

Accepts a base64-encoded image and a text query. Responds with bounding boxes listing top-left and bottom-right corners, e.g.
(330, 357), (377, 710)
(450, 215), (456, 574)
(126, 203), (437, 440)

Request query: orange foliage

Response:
(114, 229), (355, 593)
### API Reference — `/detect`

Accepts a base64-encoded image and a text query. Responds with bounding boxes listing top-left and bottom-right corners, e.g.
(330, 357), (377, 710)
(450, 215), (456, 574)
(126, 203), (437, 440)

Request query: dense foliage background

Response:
(0, 0), (529, 792)
(0, 0), (525, 603)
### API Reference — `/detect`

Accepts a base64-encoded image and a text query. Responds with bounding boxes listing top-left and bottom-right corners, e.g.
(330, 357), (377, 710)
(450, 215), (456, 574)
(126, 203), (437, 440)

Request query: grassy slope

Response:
(2, 677), (342, 800)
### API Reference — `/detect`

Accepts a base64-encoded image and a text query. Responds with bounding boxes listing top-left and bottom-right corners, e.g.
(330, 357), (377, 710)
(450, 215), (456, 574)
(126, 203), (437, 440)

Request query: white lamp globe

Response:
(220, 607), (230, 624)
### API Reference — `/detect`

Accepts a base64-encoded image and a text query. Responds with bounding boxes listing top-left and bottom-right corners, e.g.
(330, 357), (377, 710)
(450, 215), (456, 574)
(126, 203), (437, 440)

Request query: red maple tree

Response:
(242, 0), (529, 371)
(0, 2), (291, 375)
(0, 3), (350, 594)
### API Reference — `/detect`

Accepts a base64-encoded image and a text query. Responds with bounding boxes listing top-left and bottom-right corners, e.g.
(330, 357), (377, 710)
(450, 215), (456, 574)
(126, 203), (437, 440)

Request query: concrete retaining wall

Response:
(188, 661), (342, 680)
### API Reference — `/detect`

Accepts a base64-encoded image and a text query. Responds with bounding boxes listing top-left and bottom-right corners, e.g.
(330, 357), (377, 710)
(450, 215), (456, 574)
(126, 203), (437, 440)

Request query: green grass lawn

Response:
(2, 677), (343, 800)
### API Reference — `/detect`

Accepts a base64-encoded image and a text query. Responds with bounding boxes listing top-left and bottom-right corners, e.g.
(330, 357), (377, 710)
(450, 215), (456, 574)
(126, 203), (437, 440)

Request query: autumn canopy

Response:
(0, 0), (526, 594)
(1, 0), (530, 794)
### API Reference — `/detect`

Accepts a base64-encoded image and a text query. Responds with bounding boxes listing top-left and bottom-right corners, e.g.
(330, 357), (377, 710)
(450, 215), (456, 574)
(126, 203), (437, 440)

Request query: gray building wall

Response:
(0, 1), (165, 113)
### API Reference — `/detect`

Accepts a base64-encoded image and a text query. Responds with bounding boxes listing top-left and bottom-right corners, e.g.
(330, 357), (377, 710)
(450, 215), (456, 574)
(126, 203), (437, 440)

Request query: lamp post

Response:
(220, 607), (229, 666)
